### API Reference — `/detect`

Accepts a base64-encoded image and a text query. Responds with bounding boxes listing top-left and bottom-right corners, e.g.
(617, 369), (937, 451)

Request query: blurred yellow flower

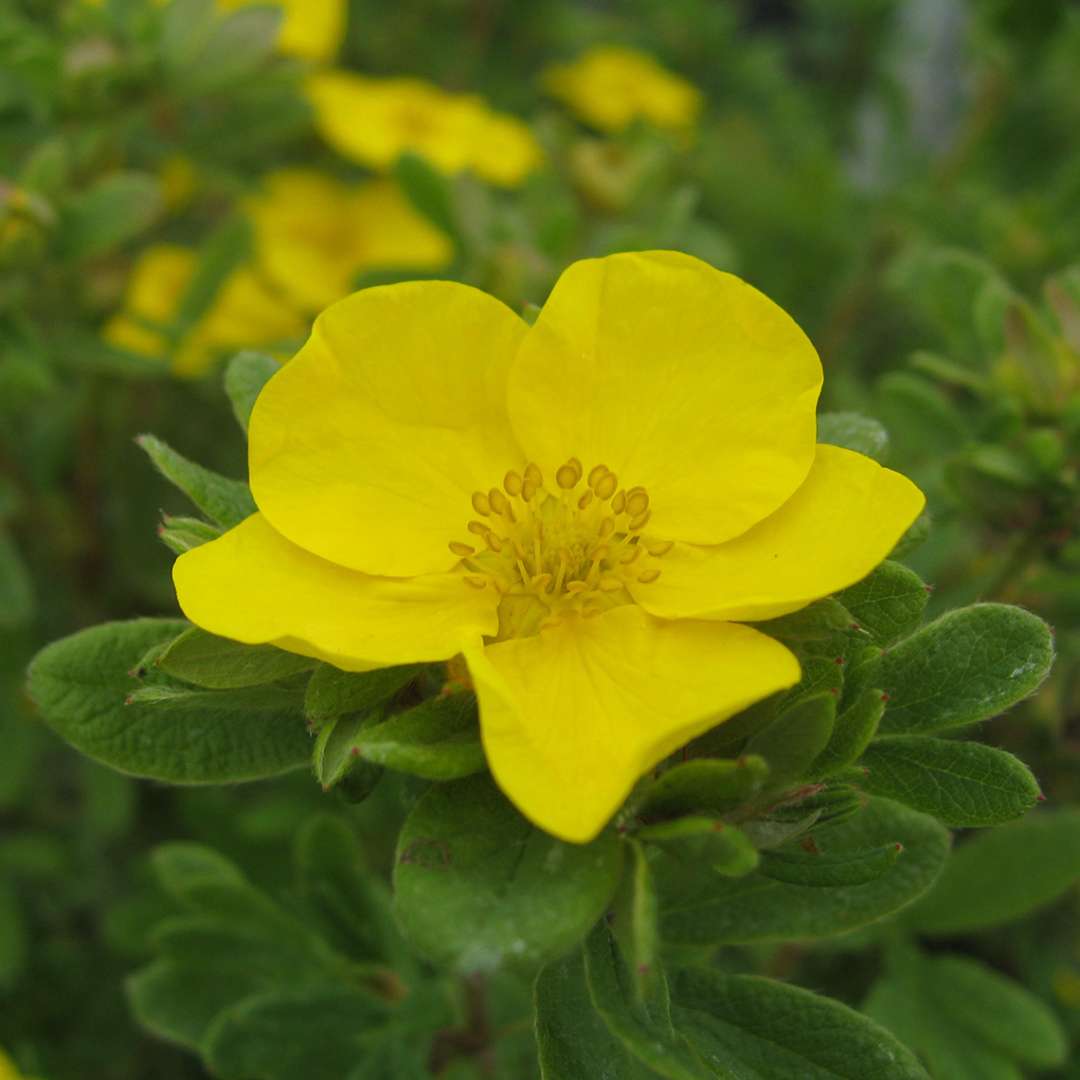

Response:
(307, 71), (542, 188)
(218, 0), (346, 62)
(0, 1047), (42, 1080)
(543, 45), (702, 134)
(105, 245), (305, 377)
(174, 250), (923, 842)
(246, 170), (452, 313)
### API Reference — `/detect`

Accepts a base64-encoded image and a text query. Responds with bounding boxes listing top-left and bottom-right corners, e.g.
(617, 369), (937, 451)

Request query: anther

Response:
(595, 472), (617, 500)
(524, 462), (543, 489)
(522, 479), (539, 502)
(449, 541), (475, 557)
(567, 456), (583, 474)
(626, 490), (649, 517)
(471, 491), (491, 516)
(599, 576), (623, 592)
(566, 581), (589, 594)
(556, 462), (579, 489)
(484, 531), (503, 552)
(587, 463), (608, 487)
(577, 490), (594, 510)
(467, 520), (488, 536)
(463, 575), (488, 589)
(598, 516), (615, 539)
(611, 490), (626, 514)
(629, 510), (651, 532)
(647, 540), (673, 557)
(637, 569), (661, 584)
(489, 488), (509, 515)
(503, 470), (523, 496)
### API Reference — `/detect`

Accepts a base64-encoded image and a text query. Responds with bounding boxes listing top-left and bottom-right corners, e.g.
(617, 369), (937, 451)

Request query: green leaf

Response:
(0, 881), (26, 989)
(312, 710), (384, 798)
(174, 216), (252, 334)
(904, 810), (1080, 935)
(611, 839), (659, 1002)
(337, 693), (485, 781)
(394, 152), (460, 246)
(224, 351), (280, 432)
(393, 775), (622, 973)
(810, 686), (885, 778)
(0, 526), (34, 627)
(535, 949), (660, 1080)
(671, 968), (930, 1079)
(755, 598), (854, 643)
(659, 797), (949, 945)
(172, 7), (283, 95)
(204, 989), (413, 1080)
(744, 693), (836, 788)
(864, 946), (1066, 1077)
(837, 561), (929, 646)
(857, 735), (1040, 826)
(759, 843), (902, 887)
(816, 411), (889, 460)
(303, 663), (421, 727)
(157, 626), (315, 689)
(28, 619), (311, 783)
(634, 756), (769, 818)
(876, 604), (1054, 735)
(584, 926), (705, 1080)
(158, 514), (221, 554)
(137, 434), (256, 528)
(59, 171), (162, 259)
(638, 818), (759, 877)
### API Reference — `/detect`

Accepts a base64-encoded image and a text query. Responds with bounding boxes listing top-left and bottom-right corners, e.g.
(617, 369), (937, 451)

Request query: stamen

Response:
(524, 462), (543, 489)
(489, 488), (509, 515)
(467, 520), (488, 536)
(637, 569), (661, 584)
(556, 461), (580, 489)
(587, 463), (608, 487)
(522, 478), (539, 502)
(598, 516), (615, 539)
(626, 490), (649, 517)
(647, 540), (673, 557)
(578, 490), (594, 510)
(484, 531), (503, 552)
(449, 541), (475, 557)
(599, 576), (623, 592)
(595, 472), (617, 500)
(504, 470), (523, 496)
(629, 509), (651, 532)
(611, 490), (626, 514)
(471, 491), (491, 516)
(464, 575), (488, 589)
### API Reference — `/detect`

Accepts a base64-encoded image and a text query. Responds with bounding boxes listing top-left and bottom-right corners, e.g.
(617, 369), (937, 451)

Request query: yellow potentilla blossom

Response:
(306, 71), (542, 188)
(246, 170), (452, 314)
(543, 45), (702, 134)
(105, 245), (306, 377)
(173, 251), (924, 842)
(217, 0), (346, 62)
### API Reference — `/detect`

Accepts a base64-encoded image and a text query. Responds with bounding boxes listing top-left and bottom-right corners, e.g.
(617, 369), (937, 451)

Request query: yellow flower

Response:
(173, 251), (924, 841)
(306, 71), (542, 188)
(543, 45), (702, 134)
(246, 170), (452, 314)
(217, 0), (346, 62)
(0, 1047), (42, 1080)
(105, 245), (306, 377)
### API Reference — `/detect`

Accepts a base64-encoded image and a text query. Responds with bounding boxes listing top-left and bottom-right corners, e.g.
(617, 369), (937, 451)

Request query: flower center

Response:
(449, 458), (672, 639)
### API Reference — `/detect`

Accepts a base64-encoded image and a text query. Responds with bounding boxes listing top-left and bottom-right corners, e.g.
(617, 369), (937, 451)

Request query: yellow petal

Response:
(173, 513), (497, 671)
(217, 0), (346, 62)
(466, 606), (799, 842)
(632, 444), (926, 623)
(249, 280), (527, 576)
(509, 251), (822, 546)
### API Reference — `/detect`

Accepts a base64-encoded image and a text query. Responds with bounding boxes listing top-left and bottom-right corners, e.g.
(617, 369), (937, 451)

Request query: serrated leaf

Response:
(876, 603), (1054, 734)
(672, 968), (930, 1079)
(659, 797), (949, 945)
(837, 561), (928, 646)
(535, 949), (661, 1080)
(157, 626), (315, 689)
(817, 411), (889, 460)
(303, 663), (421, 728)
(611, 839), (660, 1002)
(810, 686), (885, 778)
(858, 735), (1040, 826)
(904, 810), (1080, 935)
(28, 619), (311, 783)
(745, 693), (836, 788)
(638, 818), (759, 877)
(393, 775), (622, 974)
(635, 756), (768, 818)
(225, 351), (280, 432)
(759, 843), (901, 887)
(138, 434), (255, 528)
